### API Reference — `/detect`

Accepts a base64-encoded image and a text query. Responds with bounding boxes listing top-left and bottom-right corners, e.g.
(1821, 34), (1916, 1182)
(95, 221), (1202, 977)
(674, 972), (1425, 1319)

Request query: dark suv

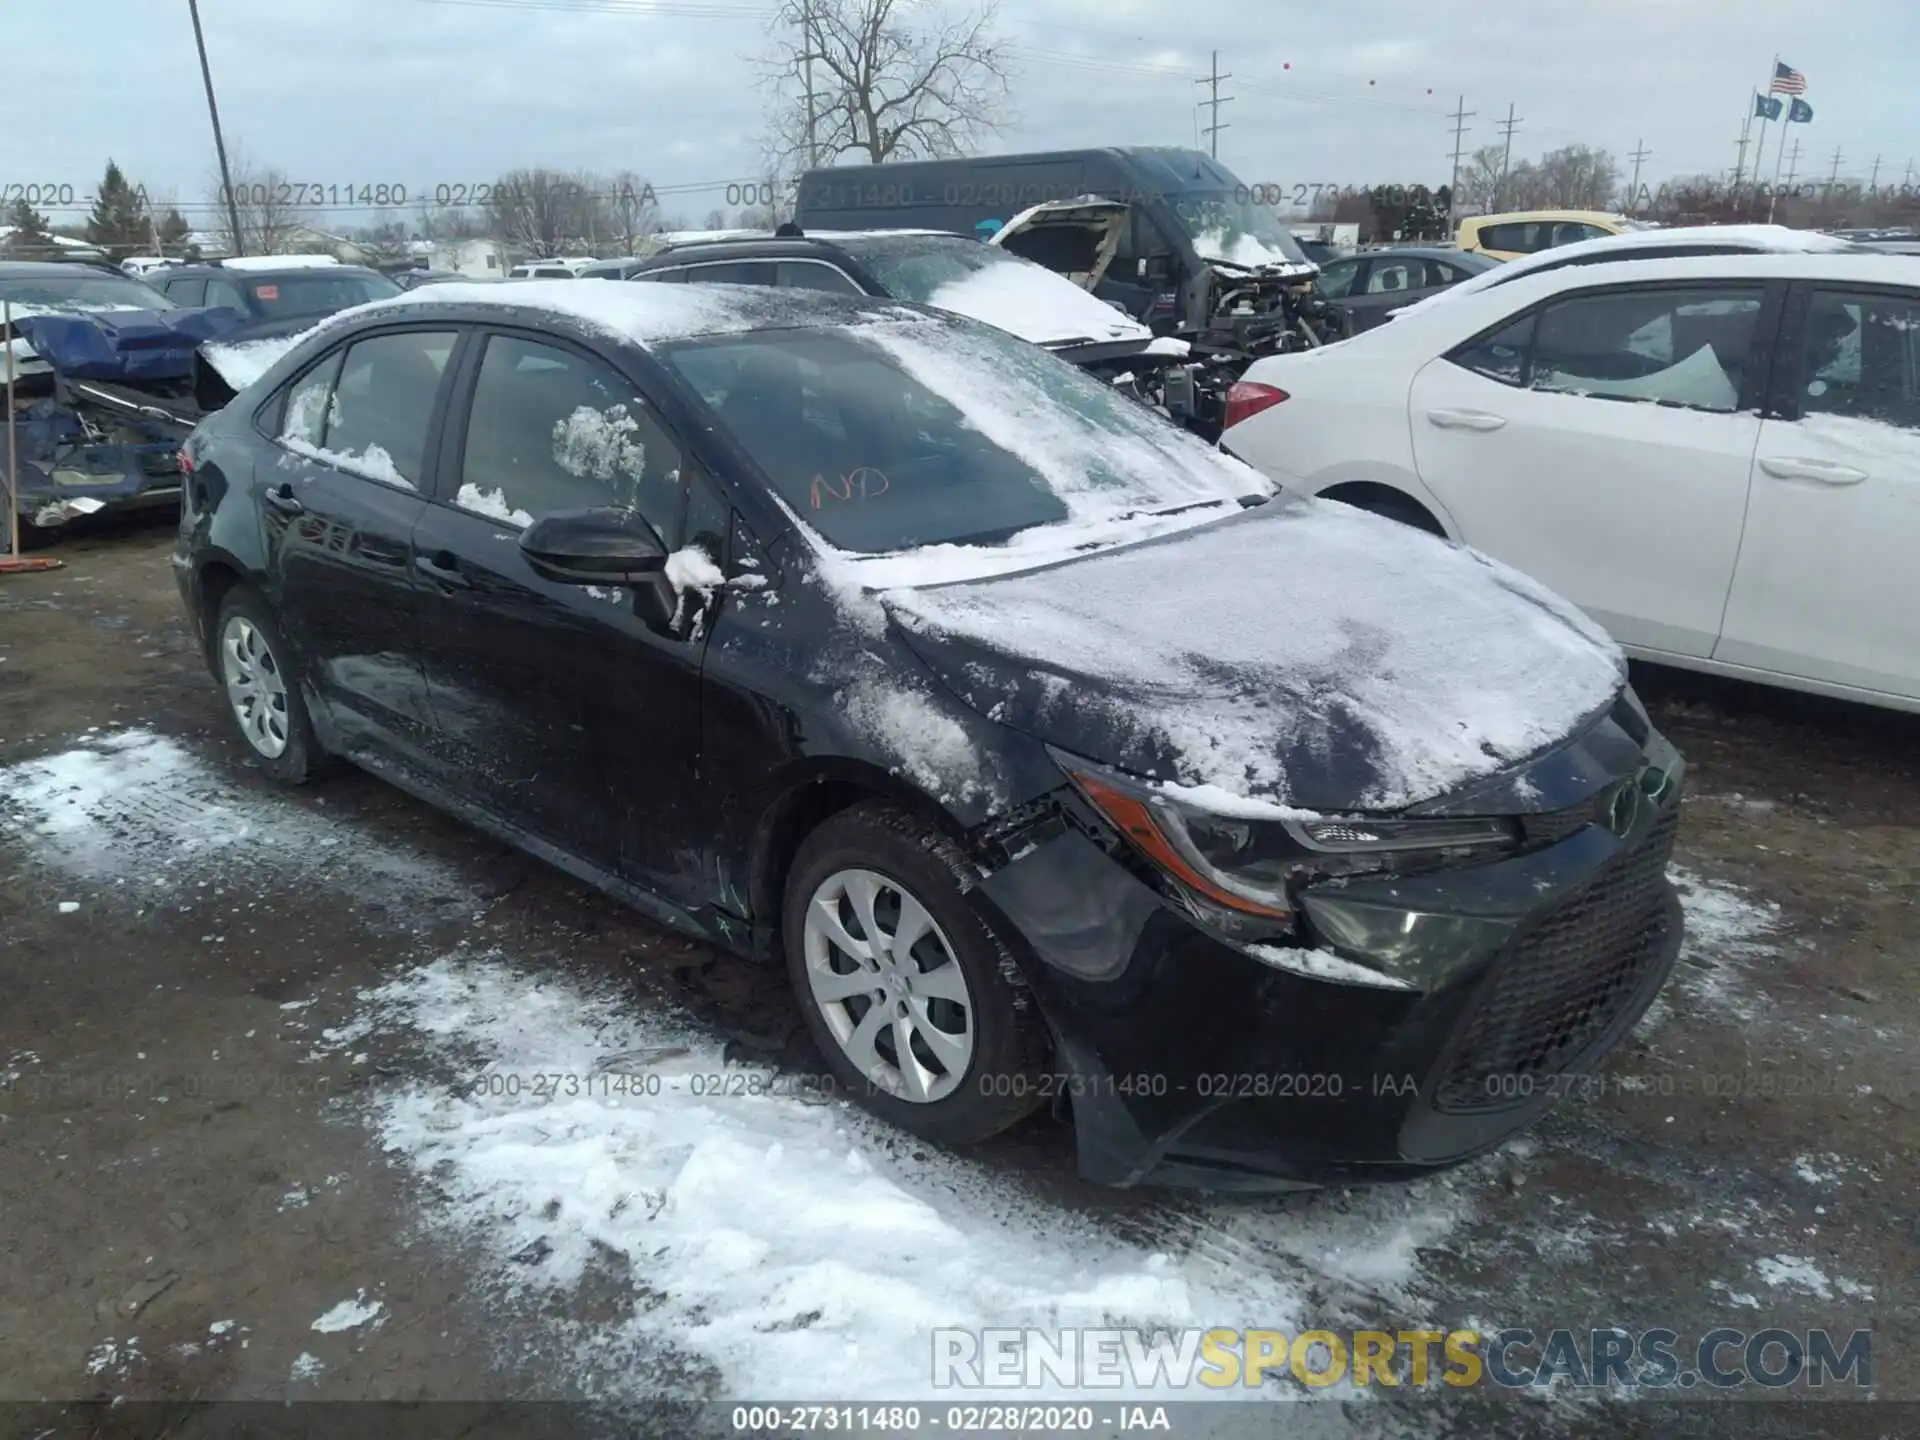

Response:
(147, 261), (402, 340)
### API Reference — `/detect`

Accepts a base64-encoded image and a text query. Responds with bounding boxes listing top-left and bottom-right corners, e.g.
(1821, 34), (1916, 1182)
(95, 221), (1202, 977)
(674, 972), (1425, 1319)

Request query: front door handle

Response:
(414, 552), (473, 589)
(264, 483), (304, 515)
(1758, 456), (1868, 486)
(1426, 408), (1507, 431)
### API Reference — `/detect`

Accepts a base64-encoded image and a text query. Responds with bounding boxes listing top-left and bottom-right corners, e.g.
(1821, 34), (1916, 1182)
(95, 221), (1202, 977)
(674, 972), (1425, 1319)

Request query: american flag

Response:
(1770, 62), (1807, 95)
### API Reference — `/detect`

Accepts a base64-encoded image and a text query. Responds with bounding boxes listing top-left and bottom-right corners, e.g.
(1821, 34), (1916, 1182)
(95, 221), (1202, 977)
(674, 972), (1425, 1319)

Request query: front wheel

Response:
(783, 803), (1050, 1146)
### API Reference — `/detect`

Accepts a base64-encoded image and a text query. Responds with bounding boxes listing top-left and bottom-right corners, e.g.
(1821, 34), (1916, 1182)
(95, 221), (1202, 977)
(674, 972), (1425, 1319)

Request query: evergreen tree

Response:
(84, 160), (151, 259)
(3, 196), (58, 259)
(157, 206), (192, 255)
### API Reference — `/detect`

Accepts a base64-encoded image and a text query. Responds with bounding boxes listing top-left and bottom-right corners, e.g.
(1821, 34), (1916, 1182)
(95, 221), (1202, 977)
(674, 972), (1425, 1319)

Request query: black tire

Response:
(782, 802), (1051, 1146)
(212, 586), (328, 784)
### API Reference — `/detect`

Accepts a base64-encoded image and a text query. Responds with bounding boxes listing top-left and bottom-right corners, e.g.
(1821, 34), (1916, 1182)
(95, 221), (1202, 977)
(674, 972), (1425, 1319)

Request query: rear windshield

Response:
(244, 271), (402, 318)
(0, 271), (175, 309)
(831, 235), (1022, 302)
(659, 316), (1260, 554)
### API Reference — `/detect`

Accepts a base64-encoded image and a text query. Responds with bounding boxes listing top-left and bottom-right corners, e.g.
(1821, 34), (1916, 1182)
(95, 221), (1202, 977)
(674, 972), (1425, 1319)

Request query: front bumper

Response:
(974, 751), (1685, 1191)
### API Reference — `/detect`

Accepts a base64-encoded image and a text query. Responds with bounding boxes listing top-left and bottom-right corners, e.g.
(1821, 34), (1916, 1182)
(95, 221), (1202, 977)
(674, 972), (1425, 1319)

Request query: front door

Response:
(1716, 282), (1920, 699)
(410, 328), (714, 902)
(261, 327), (458, 765)
(1409, 279), (1775, 656)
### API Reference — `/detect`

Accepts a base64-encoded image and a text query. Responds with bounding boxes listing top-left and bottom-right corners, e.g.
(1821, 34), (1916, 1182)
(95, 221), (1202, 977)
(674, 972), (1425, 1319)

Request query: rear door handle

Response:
(264, 483), (304, 515)
(1426, 408), (1507, 431)
(1758, 456), (1868, 486)
(414, 552), (473, 589)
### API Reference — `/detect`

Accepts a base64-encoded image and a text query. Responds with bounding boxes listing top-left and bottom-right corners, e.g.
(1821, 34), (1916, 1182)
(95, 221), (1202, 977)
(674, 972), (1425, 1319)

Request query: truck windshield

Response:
(1169, 192), (1313, 269)
(0, 272), (177, 310)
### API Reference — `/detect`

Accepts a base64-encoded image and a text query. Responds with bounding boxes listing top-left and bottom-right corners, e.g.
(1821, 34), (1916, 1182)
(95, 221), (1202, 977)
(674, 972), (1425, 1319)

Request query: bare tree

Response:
(486, 168), (600, 257)
(207, 149), (315, 255)
(359, 215), (415, 267)
(605, 170), (662, 256)
(759, 0), (1012, 168)
(1498, 145), (1621, 212)
(1452, 145), (1507, 214)
(702, 207), (728, 231)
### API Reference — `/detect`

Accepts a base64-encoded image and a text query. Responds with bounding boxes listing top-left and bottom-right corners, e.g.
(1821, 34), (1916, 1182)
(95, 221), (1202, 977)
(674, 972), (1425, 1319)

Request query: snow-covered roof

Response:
(221, 254), (342, 271)
(1347, 250), (1920, 352)
(0, 228), (103, 253)
(1399, 223), (1864, 315)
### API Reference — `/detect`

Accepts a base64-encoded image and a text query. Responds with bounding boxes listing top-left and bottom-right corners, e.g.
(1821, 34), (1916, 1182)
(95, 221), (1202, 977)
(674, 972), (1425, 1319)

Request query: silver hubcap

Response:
(220, 614), (290, 759)
(802, 867), (974, 1103)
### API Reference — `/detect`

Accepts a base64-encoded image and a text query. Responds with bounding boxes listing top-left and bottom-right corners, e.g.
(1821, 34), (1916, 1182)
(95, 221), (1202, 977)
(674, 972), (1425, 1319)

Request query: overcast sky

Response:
(13, 0), (1918, 230)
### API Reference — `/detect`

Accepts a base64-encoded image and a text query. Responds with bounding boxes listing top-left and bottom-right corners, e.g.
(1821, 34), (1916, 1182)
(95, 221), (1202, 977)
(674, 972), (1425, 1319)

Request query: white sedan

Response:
(1220, 251), (1920, 712)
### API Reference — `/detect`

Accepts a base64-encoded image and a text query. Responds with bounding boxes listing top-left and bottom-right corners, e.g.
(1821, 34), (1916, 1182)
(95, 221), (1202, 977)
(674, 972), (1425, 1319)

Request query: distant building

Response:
(427, 238), (505, 277)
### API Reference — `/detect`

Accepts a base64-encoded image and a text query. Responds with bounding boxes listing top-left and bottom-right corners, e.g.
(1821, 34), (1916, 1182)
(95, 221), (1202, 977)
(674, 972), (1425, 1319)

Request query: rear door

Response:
(1716, 281), (1920, 698)
(409, 328), (716, 901)
(1408, 278), (1778, 655)
(260, 326), (459, 765)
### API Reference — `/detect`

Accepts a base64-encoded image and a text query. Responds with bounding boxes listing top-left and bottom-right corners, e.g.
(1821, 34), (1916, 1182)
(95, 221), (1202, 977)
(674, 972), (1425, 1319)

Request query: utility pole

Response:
(797, 0), (820, 168)
(1195, 52), (1233, 159)
(1732, 104), (1752, 189)
(1824, 146), (1843, 205)
(1868, 154), (1882, 194)
(1495, 103), (1521, 211)
(1446, 95), (1475, 234)
(1627, 139), (1652, 213)
(188, 0), (245, 256)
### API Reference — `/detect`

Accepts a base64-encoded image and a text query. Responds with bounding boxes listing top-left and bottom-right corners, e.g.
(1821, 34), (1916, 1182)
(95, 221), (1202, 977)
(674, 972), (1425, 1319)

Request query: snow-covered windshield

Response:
(0, 271), (176, 310)
(839, 234), (1147, 347)
(660, 315), (1265, 555)
(241, 272), (403, 320)
(1169, 191), (1312, 269)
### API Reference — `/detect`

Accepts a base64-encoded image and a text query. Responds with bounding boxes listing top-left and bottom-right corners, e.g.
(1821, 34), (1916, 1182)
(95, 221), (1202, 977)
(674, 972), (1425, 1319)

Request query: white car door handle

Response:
(1758, 456), (1869, 485)
(1426, 408), (1507, 431)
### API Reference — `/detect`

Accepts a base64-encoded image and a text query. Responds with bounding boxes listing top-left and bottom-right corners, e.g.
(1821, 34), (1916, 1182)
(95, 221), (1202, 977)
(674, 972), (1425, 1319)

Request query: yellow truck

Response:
(1454, 210), (1649, 261)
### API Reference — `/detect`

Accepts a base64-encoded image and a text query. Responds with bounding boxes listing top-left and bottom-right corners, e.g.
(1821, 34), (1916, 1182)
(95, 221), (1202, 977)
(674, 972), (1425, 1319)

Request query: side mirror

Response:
(518, 506), (668, 585)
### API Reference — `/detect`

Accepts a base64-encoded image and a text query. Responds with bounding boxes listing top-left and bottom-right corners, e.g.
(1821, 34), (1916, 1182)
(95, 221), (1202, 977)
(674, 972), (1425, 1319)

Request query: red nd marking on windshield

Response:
(809, 468), (890, 509)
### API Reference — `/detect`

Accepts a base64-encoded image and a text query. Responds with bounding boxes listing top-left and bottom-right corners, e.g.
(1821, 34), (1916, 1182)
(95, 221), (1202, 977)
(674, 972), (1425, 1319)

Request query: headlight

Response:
(1052, 750), (1519, 925)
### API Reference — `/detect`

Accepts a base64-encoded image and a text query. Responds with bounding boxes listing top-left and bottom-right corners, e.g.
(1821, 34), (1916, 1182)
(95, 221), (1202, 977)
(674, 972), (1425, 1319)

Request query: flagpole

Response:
(1750, 53), (1779, 211)
(1767, 99), (1795, 222)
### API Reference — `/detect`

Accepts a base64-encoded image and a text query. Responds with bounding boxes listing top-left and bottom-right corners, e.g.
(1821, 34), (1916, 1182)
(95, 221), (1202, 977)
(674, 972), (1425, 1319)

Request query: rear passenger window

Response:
(317, 331), (457, 487)
(169, 277), (208, 306)
(681, 261), (777, 286)
(777, 262), (862, 295)
(1798, 290), (1920, 429)
(454, 334), (685, 536)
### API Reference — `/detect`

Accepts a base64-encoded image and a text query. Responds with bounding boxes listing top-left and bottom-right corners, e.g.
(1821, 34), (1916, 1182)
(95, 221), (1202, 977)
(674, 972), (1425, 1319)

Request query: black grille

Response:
(1434, 808), (1680, 1113)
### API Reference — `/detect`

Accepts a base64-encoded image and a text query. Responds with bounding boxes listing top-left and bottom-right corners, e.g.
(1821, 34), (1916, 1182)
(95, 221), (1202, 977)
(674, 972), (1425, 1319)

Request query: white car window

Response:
(1528, 287), (1763, 413)
(1799, 290), (1920, 427)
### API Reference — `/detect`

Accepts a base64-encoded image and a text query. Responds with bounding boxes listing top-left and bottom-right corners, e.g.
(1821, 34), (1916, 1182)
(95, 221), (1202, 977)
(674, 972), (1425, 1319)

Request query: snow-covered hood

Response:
(2, 301), (151, 375)
(198, 328), (312, 391)
(926, 256), (1152, 351)
(1190, 229), (1318, 281)
(879, 496), (1626, 815)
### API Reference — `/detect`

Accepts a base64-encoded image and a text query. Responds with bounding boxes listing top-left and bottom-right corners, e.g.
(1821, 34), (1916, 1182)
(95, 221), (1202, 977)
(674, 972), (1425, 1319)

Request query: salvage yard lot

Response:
(1, 517), (1916, 1436)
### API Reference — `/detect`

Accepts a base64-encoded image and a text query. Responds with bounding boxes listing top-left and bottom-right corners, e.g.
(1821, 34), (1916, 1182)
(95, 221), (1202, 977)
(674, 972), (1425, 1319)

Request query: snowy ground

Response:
(1, 526), (1914, 1437)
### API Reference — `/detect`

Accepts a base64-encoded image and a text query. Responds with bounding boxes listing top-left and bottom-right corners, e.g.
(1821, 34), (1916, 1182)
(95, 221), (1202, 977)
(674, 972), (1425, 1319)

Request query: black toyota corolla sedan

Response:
(174, 280), (1686, 1191)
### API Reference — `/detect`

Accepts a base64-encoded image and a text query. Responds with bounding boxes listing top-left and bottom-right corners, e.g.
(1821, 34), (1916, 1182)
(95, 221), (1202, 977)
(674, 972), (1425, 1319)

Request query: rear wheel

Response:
(783, 803), (1050, 1146)
(214, 587), (326, 783)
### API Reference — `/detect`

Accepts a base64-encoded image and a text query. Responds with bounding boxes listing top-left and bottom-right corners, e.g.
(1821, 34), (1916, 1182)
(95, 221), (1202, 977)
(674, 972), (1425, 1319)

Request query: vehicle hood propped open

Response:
(880, 497), (1626, 816)
(988, 197), (1130, 292)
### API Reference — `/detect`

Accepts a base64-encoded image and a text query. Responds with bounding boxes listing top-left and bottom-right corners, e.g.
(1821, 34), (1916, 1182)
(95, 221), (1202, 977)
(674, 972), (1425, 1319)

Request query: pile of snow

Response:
(455, 483), (533, 527)
(284, 436), (413, 489)
(927, 258), (1150, 348)
(350, 949), (1468, 1402)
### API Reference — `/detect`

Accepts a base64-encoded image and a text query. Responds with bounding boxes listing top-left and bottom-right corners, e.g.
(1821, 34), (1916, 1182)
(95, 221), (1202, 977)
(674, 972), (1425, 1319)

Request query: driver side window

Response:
(1316, 259), (1361, 299)
(453, 334), (686, 538)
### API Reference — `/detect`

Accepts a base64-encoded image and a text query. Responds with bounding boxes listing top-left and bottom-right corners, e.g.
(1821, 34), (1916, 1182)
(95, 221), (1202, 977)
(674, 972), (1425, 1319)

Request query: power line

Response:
(1195, 51), (1233, 159)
